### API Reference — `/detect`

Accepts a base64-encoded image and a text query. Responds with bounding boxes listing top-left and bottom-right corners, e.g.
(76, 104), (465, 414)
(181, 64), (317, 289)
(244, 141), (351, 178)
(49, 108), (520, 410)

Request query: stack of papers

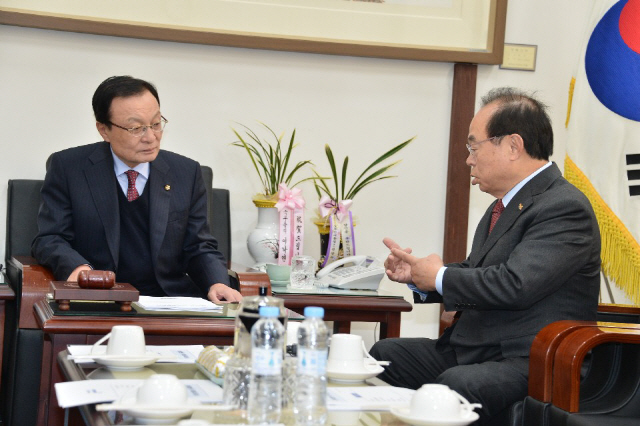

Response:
(136, 296), (224, 312)
(55, 379), (222, 408)
(327, 387), (414, 411)
(67, 345), (205, 363)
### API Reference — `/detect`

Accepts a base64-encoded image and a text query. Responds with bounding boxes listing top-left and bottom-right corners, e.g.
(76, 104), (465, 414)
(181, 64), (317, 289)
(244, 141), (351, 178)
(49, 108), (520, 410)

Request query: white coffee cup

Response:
(327, 333), (365, 371)
(137, 374), (188, 406)
(91, 325), (146, 357)
(410, 384), (479, 419)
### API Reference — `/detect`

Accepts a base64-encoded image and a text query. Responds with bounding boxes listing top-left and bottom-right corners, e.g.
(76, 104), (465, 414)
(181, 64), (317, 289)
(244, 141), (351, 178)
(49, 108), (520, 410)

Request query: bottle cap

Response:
(259, 306), (280, 317)
(303, 306), (324, 318)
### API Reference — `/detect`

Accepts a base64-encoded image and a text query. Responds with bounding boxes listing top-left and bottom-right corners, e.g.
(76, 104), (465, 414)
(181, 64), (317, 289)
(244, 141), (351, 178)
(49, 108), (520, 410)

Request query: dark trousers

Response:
(369, 337), (529, 425)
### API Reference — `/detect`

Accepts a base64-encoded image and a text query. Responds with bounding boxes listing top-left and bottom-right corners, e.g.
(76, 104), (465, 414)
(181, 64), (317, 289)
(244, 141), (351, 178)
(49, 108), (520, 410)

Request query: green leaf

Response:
(341, 156), (349, 201)
(348, 137), (414, 195)
(324, 144), (339, 203)
(231, 123), (314, 197)
(345, 162), (401, 199)
(347, 175), (397, 199)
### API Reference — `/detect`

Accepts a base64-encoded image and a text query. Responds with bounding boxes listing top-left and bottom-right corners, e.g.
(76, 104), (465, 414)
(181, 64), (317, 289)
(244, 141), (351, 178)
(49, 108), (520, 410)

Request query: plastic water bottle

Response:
(248, 306), (285, 424)
(294, 306), (329, 425)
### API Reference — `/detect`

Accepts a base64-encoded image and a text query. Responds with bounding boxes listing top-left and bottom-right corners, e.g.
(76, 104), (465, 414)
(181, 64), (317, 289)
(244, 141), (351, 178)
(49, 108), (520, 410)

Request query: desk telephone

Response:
(315, 255), (385, 290)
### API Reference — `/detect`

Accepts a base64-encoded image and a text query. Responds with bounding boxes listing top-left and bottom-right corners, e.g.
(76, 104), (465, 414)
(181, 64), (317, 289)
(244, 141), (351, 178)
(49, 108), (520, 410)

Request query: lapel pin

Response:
(165, 185), (171, 191)
(519, 203), (523, 210)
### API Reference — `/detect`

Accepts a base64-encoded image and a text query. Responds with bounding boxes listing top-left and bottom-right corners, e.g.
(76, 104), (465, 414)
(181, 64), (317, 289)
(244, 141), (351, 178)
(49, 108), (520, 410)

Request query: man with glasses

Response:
(32, 76), (242, 303)
(371, 87), (601, 425)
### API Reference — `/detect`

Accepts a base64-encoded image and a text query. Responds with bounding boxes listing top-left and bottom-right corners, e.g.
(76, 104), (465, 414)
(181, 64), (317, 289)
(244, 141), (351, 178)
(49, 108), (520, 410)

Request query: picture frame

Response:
(0, 0), (507, 64)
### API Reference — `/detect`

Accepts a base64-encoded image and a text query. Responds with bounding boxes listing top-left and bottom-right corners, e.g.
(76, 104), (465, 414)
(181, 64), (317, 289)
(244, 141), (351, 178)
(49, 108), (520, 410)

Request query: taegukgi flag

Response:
(565, 0), (640, 303)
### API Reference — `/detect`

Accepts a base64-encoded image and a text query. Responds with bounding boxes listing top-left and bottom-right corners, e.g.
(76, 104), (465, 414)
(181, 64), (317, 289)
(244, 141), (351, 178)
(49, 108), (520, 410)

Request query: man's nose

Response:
(140, 128), (159, 143)
(466, 154), (474, 167)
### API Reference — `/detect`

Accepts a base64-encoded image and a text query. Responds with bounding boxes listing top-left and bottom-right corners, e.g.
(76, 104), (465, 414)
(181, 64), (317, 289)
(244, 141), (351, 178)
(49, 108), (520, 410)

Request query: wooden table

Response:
(56, 349), (404, 426)
(36, 289), (411, 426)
(35, 300), (237, 426)
(272, 288), (413, 338)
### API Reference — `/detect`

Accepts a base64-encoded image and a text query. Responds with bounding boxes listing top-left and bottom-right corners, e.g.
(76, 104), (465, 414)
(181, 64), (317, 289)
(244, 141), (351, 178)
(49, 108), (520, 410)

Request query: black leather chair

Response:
(521, 306), (640, 426)
(1, 166), (265, 426)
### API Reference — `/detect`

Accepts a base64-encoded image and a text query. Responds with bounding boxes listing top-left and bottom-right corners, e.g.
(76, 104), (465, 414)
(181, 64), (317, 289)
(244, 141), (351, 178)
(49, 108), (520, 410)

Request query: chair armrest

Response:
(228, 262), (271, 297)
(551, 323), (640, 412)
(9, 256), (55, 329)
(598, 303), (640, 323)
(528, 320), (598, 402)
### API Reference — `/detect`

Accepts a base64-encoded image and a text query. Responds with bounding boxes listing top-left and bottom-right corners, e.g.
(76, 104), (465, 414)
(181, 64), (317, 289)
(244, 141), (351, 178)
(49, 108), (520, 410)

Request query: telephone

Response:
(316, 255), (385, 290)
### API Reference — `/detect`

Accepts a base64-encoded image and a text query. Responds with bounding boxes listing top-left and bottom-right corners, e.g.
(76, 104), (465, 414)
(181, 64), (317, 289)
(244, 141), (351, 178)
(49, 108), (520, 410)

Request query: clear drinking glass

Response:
(290, 255), (316, 289)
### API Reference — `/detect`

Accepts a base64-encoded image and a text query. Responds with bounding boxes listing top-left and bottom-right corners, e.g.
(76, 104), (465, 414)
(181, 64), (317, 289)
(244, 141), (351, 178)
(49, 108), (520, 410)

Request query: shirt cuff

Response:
(407, 283), (429, 301)
(435, 266), (446, 295)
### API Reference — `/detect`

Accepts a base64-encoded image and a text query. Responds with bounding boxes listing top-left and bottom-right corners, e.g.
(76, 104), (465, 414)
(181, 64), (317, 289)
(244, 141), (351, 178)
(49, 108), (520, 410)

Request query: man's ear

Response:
(509, 134), (525, 158)
(96, 122), (110, 142)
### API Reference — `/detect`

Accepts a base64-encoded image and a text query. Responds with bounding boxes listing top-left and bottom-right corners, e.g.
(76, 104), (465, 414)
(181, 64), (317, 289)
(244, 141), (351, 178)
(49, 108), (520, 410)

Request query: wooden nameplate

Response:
(50, 281), (139, 312)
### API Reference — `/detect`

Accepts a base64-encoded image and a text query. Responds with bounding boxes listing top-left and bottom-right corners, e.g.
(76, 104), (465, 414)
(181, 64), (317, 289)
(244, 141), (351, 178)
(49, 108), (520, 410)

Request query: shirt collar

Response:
(502, 161), (552, 207)
(111, 147), (150, 178)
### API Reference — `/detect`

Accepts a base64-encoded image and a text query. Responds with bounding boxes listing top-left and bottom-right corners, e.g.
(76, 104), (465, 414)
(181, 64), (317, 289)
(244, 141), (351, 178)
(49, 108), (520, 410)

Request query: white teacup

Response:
(137, 374), (188, 407)
(91, 325), (146, 357)
(328, 333), (366, 371)
(410, 384), (480, 419)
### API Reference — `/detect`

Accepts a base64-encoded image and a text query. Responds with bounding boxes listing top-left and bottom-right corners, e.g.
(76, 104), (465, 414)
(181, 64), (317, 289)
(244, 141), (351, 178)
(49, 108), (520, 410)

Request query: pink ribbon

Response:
(318, 196), (352, 222)
(276, 184), (305, 265)
(276, 183), (305, 211)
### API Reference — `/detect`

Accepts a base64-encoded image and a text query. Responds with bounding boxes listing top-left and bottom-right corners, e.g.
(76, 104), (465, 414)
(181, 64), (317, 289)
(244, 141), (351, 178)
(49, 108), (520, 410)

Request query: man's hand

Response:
(382, 238), (414, 283)
(389, 249), (443, 292)
(66, 264), (92, 282)
(208, 283), (243, 304)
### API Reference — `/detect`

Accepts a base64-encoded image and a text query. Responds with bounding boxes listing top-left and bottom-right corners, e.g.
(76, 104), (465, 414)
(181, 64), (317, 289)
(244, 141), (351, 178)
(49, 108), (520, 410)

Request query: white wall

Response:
(0, 0), (631, 348)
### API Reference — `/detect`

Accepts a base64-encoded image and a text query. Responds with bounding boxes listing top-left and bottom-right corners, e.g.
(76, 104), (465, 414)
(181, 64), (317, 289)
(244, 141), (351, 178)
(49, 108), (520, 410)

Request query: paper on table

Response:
(136, 296), (224, 311)
(55, 379), (223, 408)
(327, 386), (415, 411)
(67, 345), (204, 364)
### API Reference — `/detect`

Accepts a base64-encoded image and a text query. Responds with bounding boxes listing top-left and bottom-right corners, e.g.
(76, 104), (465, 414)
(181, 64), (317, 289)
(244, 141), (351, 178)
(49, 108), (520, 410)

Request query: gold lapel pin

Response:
(165, 185), (171, 191)
(519, 203), (523, 210)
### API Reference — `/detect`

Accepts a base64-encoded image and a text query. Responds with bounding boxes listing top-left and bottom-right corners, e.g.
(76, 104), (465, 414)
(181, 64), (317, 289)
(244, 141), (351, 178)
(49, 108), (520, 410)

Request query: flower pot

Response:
(314, 219), (356, 269)
(247, 200), (279, 264)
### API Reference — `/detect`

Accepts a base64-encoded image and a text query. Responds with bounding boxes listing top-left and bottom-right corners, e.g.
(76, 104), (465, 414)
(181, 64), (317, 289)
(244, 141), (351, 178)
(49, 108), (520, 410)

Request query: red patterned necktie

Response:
(489, 199), (504, 234)
(124, 170), (140, 202)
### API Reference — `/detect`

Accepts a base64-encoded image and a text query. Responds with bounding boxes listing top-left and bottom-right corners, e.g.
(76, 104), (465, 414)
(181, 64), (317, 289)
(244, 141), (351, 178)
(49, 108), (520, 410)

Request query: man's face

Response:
(466, 102), (512, 198)
(96, 90), (162, 168)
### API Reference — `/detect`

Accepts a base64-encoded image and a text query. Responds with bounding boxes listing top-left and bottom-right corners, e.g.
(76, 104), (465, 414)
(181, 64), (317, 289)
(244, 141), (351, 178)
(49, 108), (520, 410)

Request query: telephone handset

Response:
(316, 255), (385, 290)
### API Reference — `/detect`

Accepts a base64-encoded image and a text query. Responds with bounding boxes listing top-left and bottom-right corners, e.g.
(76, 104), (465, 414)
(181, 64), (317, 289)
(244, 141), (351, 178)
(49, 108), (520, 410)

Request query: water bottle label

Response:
(297, 348), (327, 376)
(252, 347), (283, 375)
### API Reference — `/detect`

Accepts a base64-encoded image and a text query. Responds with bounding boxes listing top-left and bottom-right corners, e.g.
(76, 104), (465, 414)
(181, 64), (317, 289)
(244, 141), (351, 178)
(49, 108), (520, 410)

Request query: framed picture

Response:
(0, 0), (507, 64)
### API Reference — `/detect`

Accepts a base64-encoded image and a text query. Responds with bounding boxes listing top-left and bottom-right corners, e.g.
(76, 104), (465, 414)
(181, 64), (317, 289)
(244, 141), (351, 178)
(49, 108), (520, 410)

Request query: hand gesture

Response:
(387, 243), (444, 292)
(383, 238), (414, 283)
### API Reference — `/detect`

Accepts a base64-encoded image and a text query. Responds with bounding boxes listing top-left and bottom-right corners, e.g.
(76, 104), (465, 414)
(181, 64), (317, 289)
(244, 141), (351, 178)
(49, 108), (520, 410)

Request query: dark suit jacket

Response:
(32, 142), (230, 298)
(419, 163), (601, 364)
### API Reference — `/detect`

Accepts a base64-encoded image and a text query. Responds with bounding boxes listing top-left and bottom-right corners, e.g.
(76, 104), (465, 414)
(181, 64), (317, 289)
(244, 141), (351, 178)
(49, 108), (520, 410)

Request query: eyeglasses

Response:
(466, 135), (505, 157)
(108, 116), (168, 137)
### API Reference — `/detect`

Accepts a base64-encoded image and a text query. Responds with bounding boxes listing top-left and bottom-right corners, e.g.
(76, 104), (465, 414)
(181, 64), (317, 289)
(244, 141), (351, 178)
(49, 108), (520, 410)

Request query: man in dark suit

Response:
(371, 87), (601, 424)
(32, 76), (242, 303)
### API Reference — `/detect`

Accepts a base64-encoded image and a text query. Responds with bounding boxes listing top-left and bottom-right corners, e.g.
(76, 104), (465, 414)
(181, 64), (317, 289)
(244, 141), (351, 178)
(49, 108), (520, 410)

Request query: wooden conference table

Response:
(57, 349), (405, 426)
(35, 287), (412, 426)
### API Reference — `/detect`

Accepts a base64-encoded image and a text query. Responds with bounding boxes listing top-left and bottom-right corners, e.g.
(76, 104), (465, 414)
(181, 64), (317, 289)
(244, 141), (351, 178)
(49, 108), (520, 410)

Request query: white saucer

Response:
(390, 406), (480, 426)
(118, 393), (194, 424)
(94, 355), (160, 371)
(271, 279), (290, 287)
(326, 364), (384, 383)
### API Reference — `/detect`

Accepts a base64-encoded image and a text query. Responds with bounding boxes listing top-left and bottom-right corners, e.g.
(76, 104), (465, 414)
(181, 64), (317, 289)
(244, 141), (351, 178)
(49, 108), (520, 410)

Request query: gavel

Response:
(77, 270), (115, 289)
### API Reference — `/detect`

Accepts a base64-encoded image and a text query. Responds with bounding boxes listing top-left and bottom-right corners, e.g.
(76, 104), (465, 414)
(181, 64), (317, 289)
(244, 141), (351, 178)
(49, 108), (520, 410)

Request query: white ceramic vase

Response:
(247, 203), (279, 264)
